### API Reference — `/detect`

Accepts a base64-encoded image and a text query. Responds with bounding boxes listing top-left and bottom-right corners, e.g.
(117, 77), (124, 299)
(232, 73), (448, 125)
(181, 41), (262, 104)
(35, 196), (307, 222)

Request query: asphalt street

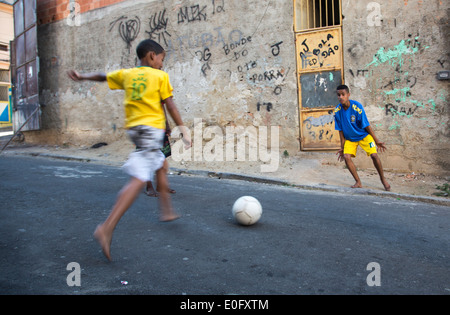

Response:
(0, 155), (449, 297)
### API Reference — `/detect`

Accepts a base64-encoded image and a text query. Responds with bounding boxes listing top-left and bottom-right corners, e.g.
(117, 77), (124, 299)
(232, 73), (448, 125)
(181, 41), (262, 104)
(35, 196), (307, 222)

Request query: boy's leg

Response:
(145, 181), (158, 197)
(94, 176), (146, 260)
(370, 153), (391, 191)
(156, 165), (179, 222)
(156, 159), (176, 194)
(343, 140), (362, 188)
(359, 135), (391, 191)
(343, 154), (362, 188)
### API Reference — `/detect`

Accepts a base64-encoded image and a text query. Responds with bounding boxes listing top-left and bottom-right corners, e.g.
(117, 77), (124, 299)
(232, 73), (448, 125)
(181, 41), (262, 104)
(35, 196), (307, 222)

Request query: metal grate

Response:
(0, 86), (9, 101)
(0, 70), (10, 101)
(294, 0), (341, 32)
(0, 70), (10, 83)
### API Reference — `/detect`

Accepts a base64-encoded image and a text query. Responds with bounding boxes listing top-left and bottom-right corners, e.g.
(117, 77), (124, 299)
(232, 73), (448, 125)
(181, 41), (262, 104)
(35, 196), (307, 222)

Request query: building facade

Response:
(12, 0), (450, 175)
(0, 1), (13, 127)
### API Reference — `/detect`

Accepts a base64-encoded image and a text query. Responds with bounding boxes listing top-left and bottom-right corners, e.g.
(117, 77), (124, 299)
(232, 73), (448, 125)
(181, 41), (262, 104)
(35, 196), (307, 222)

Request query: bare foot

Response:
(351, 182), (362, 188)
(145, 190), (158, 197)
(154, 188), (176, 195)
(382, 180), (391, 191)
(159, 213), (180, 222)
(94, 224), (112, 261)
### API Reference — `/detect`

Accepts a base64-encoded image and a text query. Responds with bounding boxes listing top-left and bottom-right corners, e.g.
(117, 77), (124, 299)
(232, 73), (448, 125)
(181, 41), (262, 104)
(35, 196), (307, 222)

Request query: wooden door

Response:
(296, 27), (342, 150)
(294, 0), (343, 150)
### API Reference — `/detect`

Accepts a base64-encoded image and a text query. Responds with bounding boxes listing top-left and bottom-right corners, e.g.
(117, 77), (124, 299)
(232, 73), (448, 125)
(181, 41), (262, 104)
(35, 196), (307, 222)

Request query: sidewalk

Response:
(1, 134), (449, 207)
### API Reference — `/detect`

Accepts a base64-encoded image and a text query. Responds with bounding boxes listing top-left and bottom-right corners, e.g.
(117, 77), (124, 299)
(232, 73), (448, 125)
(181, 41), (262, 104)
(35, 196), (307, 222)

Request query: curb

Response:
(172, 169), (450, 207)
(5, 150), (450, 207)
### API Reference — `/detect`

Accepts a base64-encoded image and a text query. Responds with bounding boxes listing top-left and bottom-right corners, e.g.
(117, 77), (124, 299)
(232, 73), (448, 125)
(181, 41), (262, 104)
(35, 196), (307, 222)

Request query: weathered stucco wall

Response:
(24, 0), (449, 175)
(32, 0), (299, 157)
(341, 0), (449, 173)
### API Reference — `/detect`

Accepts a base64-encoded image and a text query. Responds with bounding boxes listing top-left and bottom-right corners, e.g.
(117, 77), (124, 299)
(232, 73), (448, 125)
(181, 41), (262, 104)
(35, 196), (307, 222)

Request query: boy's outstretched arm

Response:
(67, 70), (107, 82)
(163, 96), (191, 148)
(365, 125), (387, 153)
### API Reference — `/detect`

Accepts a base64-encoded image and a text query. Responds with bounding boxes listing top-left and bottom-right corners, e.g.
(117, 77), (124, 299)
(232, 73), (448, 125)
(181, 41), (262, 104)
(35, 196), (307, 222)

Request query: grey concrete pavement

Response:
(0, 155), (449, 296)
(1, 132), (449, 207)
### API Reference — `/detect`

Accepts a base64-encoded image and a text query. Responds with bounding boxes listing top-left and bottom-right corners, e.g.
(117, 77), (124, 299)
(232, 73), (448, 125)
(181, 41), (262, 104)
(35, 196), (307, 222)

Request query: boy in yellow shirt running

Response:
(68, 39), (191, 261)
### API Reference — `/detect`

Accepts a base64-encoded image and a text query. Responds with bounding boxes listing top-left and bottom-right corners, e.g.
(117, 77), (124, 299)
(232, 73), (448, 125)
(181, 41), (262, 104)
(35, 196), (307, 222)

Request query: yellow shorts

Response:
(344, 134), (377, 157)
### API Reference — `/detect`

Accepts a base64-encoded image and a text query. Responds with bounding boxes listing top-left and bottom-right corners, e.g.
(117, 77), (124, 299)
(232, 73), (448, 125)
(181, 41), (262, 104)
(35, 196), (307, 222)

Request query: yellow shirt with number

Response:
(106, 66), (173, 129)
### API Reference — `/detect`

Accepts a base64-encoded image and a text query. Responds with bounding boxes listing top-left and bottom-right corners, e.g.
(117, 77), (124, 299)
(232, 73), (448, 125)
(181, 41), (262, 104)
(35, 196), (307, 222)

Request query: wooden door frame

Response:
(293, 0), (344, 151)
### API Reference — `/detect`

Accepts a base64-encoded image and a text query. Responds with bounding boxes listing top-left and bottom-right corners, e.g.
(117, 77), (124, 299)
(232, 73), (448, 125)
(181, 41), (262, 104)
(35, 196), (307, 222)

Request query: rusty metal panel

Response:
(300, 70), (342, 108)
(11, 0), (40, 132)
(24, 0), (36, 30)
(15, 66), (26, 99)
(296, 27), (343, 150)
(26, 60), (38, 97)
(296, 27), (342, 73)
(15, 33), (25, 67)
(300, 109), (340, 150)
(298, 70), (342, 149)
(13, 0), (24, 35)
(25, 27), (37, 62)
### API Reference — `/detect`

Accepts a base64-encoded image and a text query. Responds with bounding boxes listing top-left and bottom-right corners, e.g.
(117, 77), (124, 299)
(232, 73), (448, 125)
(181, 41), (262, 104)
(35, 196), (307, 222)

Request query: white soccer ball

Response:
(232, 196), (262, 226)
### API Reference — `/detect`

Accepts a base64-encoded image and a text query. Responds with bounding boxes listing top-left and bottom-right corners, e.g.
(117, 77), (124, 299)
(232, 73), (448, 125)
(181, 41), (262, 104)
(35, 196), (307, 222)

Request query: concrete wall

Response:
(32, 0), (299, 155)
(341, 0), (449, 173)
(24, 0), (449, 175)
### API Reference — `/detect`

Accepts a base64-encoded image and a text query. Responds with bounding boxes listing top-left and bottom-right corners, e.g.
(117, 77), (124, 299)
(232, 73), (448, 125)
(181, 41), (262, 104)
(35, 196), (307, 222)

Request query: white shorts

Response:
(122, 125), (165, 183)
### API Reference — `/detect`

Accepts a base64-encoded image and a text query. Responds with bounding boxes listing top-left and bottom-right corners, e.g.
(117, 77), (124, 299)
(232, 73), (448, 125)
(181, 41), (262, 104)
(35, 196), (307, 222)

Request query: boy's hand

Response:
(182, 137), (192, 149)
(336, 149), (344, 162)
(67, 70), (106, 82)
(376, 141), (387, 153)
(67, 70), (82, 81)
(179, 126), (192, 149)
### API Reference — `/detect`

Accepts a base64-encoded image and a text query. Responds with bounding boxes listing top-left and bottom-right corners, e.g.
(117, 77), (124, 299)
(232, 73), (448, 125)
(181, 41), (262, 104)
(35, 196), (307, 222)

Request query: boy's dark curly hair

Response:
(136, 39), (165, 59)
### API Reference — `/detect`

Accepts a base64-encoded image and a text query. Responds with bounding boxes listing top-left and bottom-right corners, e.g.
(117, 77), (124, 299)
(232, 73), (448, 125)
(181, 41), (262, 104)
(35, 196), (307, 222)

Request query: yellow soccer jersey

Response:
(106, 66), (173, 129)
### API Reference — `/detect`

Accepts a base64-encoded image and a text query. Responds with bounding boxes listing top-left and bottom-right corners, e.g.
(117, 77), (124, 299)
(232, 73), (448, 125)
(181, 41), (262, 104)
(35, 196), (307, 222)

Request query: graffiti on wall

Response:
(361, 34), (446, 131)
(302, 112), (335, 142)
(109, 16), (141, 53)
(297, 29), (341, 70)
(106, 0), (288, 119)
(147, 9), (171, 46)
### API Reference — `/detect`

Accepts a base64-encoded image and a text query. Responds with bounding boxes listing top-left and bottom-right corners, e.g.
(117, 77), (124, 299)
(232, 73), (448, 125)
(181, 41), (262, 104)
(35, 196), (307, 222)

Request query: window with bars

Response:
(0, 86), (8, 102)
(294, 0), (341, 32)
(0, 70), (9, 82)
(0, 70), (10, 101)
